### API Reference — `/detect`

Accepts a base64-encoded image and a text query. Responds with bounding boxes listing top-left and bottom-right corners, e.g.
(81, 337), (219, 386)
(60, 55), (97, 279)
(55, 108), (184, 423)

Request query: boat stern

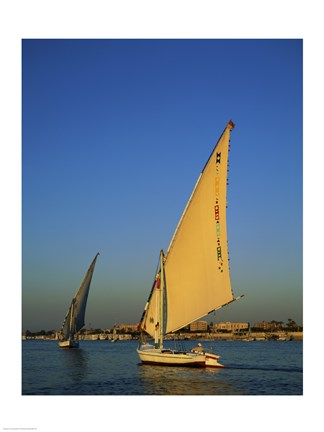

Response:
(204, 352), (224, 368)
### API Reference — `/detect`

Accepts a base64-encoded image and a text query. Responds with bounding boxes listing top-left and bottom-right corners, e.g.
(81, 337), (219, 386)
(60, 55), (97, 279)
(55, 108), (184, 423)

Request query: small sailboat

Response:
(111, 325), (119, 343)
(137, 121), (243, 367)
(58, 253), (99, 348)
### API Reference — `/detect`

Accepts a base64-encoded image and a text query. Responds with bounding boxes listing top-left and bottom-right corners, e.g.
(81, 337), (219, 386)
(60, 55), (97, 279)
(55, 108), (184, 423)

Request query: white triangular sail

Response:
(140, 121), (235, 337)
(60, 253), (99, 339)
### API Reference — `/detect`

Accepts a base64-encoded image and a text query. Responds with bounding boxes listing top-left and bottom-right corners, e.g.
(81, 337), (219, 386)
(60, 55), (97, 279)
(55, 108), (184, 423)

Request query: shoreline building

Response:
(213, 322), (249, 333)
(189, 321), (208, 332)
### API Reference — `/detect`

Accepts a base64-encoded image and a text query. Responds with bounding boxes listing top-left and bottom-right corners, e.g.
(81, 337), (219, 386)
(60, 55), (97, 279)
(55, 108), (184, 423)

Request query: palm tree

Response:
(286, 318), (297, 331)
(270, 320), (278, 331)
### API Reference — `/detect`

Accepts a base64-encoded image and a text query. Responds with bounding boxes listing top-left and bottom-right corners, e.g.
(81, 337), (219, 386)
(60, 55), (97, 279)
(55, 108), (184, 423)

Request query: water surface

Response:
(22, 339), (302, 395)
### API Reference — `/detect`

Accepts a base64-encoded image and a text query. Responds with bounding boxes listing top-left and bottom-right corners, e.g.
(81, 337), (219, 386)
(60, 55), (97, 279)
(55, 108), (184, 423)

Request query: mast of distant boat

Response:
(69, 300), (74, 341)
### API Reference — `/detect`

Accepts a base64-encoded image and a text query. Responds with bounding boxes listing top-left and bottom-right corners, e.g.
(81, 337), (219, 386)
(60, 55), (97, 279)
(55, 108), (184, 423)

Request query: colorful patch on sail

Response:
(215, 151), (223, 272)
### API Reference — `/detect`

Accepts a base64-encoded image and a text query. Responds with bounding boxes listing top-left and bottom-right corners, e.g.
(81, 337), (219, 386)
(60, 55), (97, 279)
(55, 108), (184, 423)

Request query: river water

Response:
(22, 339), (302, 395)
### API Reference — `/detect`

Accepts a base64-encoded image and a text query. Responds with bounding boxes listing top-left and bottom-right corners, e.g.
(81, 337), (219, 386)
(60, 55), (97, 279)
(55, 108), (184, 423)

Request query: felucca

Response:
(137, 121), (243, 367)
(58, 253), (99, 348)
(111, 324), (119, 342)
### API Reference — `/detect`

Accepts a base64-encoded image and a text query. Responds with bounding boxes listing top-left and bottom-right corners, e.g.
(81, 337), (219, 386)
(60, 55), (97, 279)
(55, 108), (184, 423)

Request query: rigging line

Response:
(164, 172), (202, 260)
(207, 295), (245, 315)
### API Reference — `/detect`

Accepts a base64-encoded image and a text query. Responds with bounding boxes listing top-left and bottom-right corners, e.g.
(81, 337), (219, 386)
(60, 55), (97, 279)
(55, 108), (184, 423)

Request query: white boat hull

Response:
(58, 339), (79, 349)
(137, 346), (224, 368)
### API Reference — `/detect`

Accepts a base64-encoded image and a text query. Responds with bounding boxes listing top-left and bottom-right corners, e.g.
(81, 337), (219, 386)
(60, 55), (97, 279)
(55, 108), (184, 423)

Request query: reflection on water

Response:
(61, 347), (89, 383)
(22, 341), (91, 395)
(138, 364), (241, 395)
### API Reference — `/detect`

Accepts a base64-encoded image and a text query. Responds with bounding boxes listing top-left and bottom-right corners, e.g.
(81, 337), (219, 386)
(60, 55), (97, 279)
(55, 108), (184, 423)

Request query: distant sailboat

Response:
(137, 121), (243, 367)
(58, 253), (99, 348)
(111, 325), (119, 343)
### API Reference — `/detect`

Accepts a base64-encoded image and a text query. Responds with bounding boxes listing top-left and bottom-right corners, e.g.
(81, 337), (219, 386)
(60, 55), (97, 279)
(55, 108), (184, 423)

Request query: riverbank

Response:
(23, 331), (303, 341)
(169, 331), (303, 341)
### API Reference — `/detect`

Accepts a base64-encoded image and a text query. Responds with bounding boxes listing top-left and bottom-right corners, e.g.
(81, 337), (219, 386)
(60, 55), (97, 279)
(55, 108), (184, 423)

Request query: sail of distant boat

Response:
(137, 120), (243, 367)
(59, 253), (99, 348)
(111, 324), (119, 342)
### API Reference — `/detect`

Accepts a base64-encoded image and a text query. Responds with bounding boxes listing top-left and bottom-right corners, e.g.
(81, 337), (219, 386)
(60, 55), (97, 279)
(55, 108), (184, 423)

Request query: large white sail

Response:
(164, 122), (234, 332)
(60, 253), (99, 339)
(140, 122), (235, 336)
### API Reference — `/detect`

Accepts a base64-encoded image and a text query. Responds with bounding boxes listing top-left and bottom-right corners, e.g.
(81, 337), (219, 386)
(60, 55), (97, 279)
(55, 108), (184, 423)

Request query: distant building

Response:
(253, 321), (272, 330)
(190, 321), (208, 332)
(119, 324), (139, 332)
(213, 322), (249, 332)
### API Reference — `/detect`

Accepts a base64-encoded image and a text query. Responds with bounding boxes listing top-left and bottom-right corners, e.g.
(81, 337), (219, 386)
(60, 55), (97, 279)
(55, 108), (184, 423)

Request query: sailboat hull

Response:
(137, 347), (224, 368)
(58, 340), (79, 349)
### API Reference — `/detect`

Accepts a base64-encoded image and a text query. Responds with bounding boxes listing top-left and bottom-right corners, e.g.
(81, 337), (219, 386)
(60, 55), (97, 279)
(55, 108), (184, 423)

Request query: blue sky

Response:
(22, 39), (302, 331)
